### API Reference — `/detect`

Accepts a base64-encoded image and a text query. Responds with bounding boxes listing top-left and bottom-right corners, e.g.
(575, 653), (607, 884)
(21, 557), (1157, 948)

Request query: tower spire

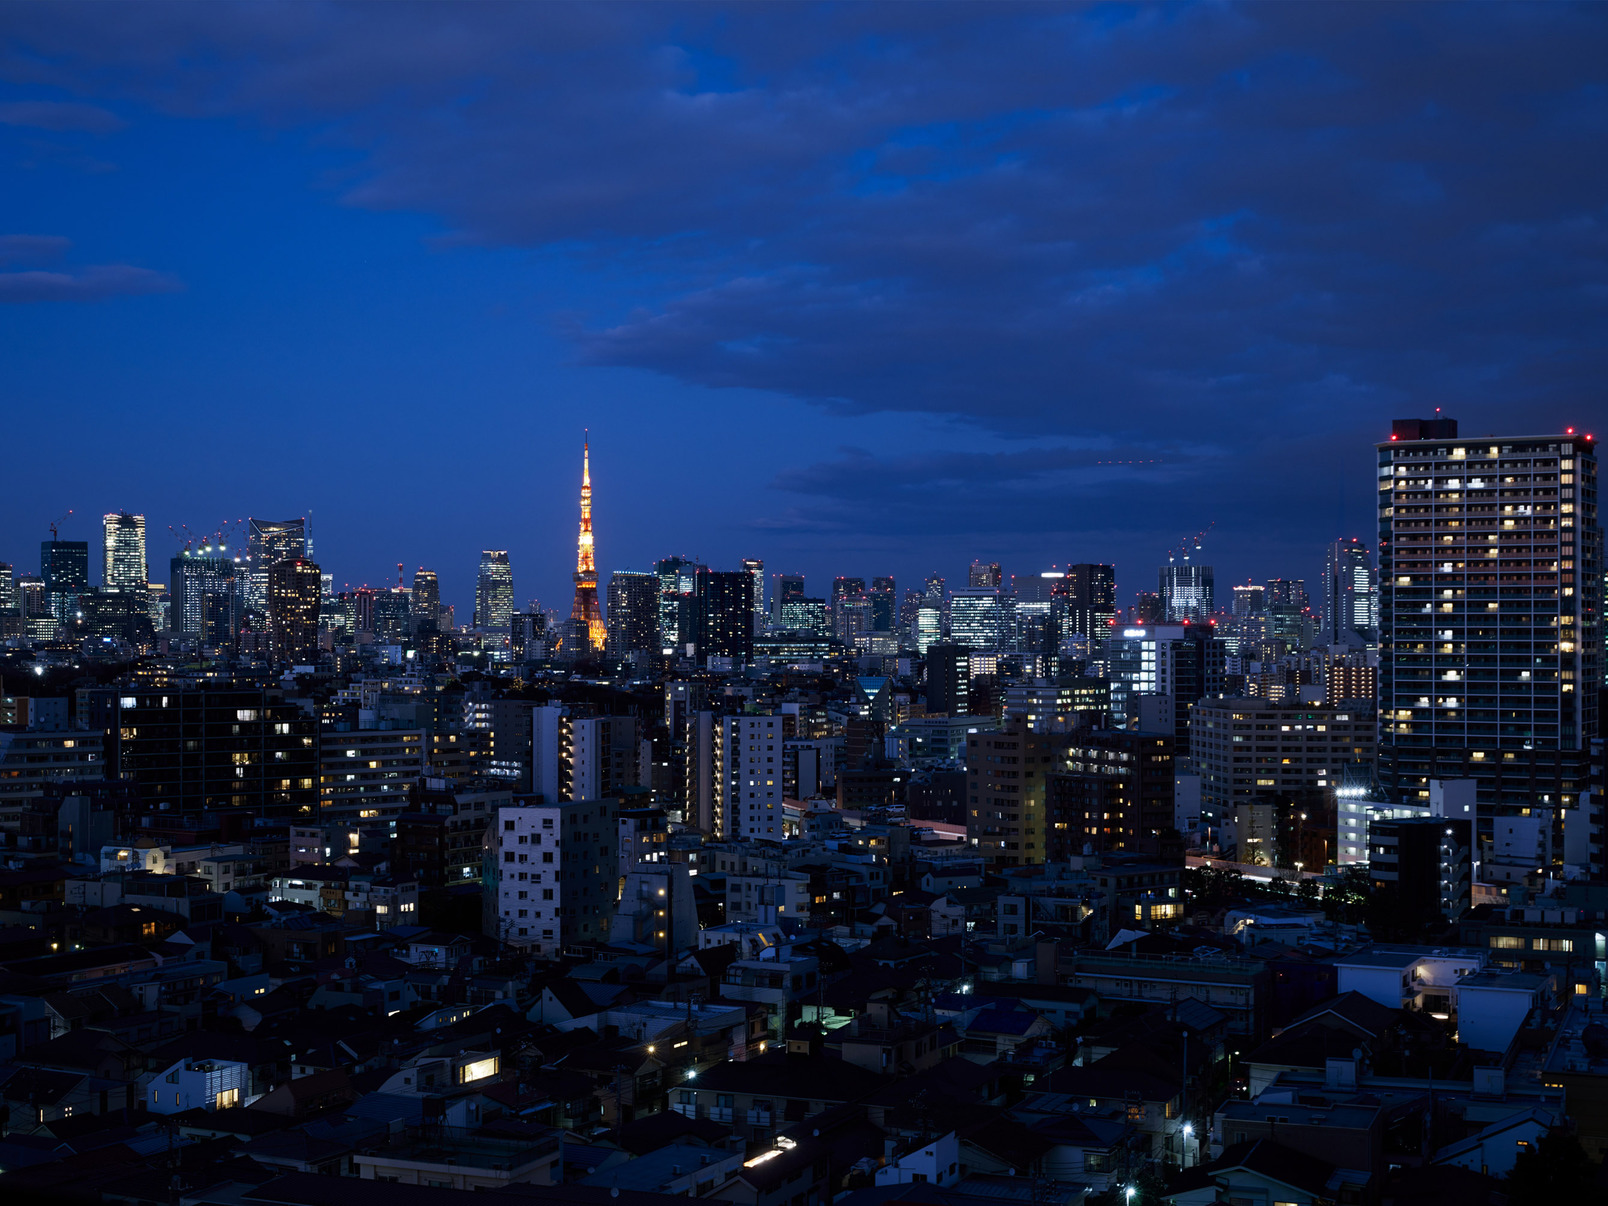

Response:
(567, 432), (607, 656)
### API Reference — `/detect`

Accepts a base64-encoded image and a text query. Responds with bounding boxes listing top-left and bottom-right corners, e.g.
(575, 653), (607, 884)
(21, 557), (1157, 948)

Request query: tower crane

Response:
(48, 509), (73, 541)
(1168, 520), (1216, 564)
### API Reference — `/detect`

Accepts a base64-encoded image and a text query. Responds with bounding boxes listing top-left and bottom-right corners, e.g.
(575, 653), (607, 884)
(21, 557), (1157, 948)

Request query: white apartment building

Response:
(490, 796), (620, 955)
(715, 714), (783, 840)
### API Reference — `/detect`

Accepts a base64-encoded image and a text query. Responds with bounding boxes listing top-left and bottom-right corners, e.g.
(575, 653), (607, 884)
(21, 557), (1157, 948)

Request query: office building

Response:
(474, 550), (514, 633)
(1103, 622), (1226, 750)
(1324, 537), (1378, 646)
(102, 512), (147, 593)
(170, 547), (237, 643)
(370, 588), (411, 646)
(1191, 698), (1377, 834)
(925, 644), (970, 716)
(606, 570), (661, 660)
(912, 602), (942, 653)
(771, 573), (805, 625)
(246, 518), (306, 611)
(565, 439), (607, 657)
(741, 557), (765, 636)
(0, 562), (13, 615)
(509, 610), (547, 662)
(969, 560), (1003, 589)
(41, 538), (88, 621)
(1231, 583), (1265, 616)
(869, 576), (896, 632)
(834, 596), (872, 647)
(1377, 417), (1600, 854)
(490, 795), (624, 954)
(107, 687), (319, 820)
(1160, 560), (1214, 622)
(776, 596), (829, 637)
(832, 576), (867, 612)
(655, 555), (702, 650)
(1266, 578), (1309, 612)
(950, 588), (1012, 650)
(693, 569), (754, 665)
(715, 713), (784, 840)
(410, 568), (442, 635)
(267, 557), (321, 663)
(1058, 563), (1118, 647)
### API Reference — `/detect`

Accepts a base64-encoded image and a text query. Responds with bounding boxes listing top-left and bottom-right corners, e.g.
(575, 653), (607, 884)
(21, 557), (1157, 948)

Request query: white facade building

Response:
(491, 797), (620, 955)
(716, 714), (784, 840)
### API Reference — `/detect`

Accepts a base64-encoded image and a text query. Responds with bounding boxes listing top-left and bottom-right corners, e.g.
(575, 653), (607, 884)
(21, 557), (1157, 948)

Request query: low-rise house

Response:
(141, 1056), (253, 1114)
(351, 1122), (561, 1189)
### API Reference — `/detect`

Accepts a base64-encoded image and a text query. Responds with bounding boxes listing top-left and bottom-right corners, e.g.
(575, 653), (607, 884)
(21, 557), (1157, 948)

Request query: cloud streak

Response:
(0, 99), (125, 132)
(0, 263), (182, 303)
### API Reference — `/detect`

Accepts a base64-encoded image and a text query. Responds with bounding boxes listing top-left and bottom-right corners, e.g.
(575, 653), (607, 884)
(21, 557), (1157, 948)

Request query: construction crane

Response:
(1168, 520), (1216, 564)
(48, 509), (72, 541)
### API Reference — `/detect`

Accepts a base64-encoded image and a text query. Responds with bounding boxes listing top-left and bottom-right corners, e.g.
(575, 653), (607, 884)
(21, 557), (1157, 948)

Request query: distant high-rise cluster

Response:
(0, 419), (1603, 1197)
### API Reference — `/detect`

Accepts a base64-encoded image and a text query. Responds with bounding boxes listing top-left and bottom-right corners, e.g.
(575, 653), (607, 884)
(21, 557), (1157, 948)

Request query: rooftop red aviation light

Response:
(1567, 427), (1575, 434)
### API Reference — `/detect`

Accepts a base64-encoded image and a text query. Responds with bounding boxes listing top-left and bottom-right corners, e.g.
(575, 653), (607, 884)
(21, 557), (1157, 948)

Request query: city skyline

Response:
(3, 6), (1605, 613)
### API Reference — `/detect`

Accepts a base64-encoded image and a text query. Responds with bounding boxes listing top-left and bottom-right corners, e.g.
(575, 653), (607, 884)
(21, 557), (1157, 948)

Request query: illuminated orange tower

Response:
(569, 434), (607, 654)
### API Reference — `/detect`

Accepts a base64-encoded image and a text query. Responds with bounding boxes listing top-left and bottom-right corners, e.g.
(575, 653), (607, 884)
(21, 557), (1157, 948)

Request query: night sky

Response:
(2, 3), (1604, 617)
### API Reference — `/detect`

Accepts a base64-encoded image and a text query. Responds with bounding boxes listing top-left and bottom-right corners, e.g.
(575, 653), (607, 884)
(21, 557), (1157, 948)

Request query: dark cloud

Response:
(0, 264), (182, 303)
(1, 2), (1602, 563)
(0, 234), (71, 264)
(0, 99), (125, 132)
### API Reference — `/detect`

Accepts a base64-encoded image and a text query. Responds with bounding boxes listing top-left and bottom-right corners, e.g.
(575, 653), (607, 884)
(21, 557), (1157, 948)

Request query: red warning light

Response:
(1389, 434), (1398, 441)
(1567, 427), (1575, 434)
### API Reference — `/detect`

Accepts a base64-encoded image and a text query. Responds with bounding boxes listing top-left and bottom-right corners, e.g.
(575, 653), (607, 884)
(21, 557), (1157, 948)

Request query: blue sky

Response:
(1, 3), (1604, 615)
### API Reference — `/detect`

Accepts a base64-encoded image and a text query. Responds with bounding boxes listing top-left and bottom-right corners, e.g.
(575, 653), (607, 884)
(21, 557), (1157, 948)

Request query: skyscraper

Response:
(1231, 583), (1266, 616)
(1059, 563), (1118, 646)
(410, 568), (442, 635)
(693, 569), (754, 665)
(771, 573), (805, 625)
(1377, 417), (1601, 860)
(950, 587), (1010, 649)
(40, 539), (88, 621)
(832, 577), (866, 611)
(656, 555), (702, 650)
(969, 560), (1003, 589)
(246, 518), (306, 610)
(741, 557), (765, 637)
(606, 570), (660, 660)
(267, 557), (322, 663)
(869, 576), (896, 632)
(474, 550), (514, 632)
(102, 512), (148, 593)
(171, 547), (237, 643)
(1160, 560), (1214, 622)
(1323, 537), (1378, 646)
(566, 437), (608, 656)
